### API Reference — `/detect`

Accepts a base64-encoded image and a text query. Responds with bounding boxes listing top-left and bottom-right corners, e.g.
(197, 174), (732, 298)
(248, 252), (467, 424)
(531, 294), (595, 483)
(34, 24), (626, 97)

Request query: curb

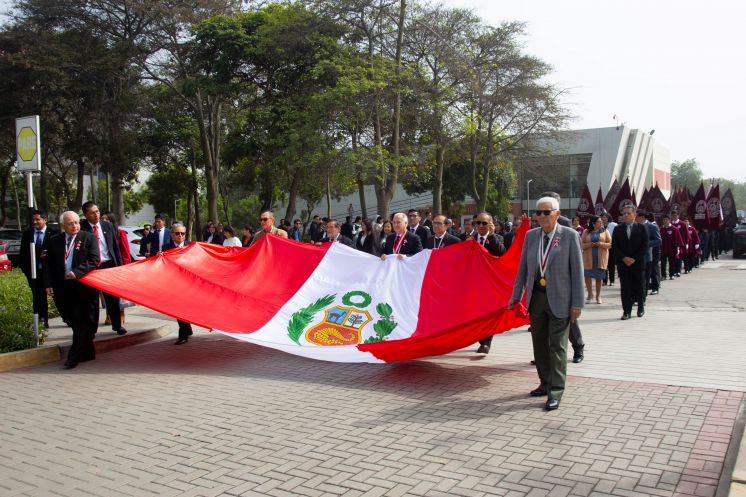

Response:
(727, 397), (746, 497)
(0, 325), (172, 372)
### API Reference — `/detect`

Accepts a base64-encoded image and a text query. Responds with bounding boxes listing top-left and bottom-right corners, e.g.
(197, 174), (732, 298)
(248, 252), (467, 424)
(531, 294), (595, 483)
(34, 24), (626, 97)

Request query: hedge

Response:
(0, 269), (55, 353)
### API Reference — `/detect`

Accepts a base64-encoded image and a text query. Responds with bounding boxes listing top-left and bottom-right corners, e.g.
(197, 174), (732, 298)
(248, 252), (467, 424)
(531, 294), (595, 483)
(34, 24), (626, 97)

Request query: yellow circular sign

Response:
(17, 127), (37, 162)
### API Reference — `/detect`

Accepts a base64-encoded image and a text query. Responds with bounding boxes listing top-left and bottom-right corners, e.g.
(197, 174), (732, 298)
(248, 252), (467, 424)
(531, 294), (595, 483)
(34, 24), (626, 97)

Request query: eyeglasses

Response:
(474, 221), (489, 226)
(535, 209), (556, 217)
(173, 232), (186, 236)
(432, 221), (444, 225)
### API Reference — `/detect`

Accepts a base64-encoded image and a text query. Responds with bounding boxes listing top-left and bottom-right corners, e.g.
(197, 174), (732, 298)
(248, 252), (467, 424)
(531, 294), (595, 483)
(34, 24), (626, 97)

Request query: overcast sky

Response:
(3, 1), (744, 180)
(442, 0), (746, 181)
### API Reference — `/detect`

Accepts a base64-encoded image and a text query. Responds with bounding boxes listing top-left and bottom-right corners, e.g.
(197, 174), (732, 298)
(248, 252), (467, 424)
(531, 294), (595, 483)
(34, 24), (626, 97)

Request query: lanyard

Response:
(393, 233), (405, 254)
(537, 231), (555, 277)
(434, 236), (444, 249)
(65, 234), (78, 263)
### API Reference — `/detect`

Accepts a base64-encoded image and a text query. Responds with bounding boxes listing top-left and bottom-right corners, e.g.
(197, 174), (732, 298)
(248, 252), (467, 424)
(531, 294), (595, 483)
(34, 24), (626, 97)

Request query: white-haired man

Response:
(250, 211), (289, 246)
(508, 197), (584, 411)
(43, 211), (101, 369)
(381, 213), (423, 259)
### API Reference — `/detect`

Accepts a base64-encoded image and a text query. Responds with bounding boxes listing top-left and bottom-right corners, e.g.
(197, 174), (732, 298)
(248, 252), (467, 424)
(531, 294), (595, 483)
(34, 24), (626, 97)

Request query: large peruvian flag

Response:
(82, 224), (530, 363)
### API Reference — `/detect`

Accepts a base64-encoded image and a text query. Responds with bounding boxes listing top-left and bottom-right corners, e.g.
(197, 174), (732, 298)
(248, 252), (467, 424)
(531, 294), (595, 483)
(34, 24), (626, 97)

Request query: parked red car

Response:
(0, 240), (12, 271)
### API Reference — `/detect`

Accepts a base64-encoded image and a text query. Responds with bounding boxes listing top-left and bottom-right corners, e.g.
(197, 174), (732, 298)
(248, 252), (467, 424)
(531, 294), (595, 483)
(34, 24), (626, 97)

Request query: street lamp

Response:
(526, 179), (533, 213)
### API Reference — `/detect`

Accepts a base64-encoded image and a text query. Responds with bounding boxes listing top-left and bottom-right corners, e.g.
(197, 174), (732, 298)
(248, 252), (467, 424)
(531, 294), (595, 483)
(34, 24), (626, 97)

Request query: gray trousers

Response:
(529, 289), (570, 401)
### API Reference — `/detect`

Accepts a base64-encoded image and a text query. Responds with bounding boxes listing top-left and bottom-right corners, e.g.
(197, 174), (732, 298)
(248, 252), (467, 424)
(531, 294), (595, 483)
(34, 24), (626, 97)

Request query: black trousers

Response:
(177, 320), (193, 340)
(660, 255), (676, 279)
(606, 248), (616, 284)
(57, 281), (99, 365)
(529, 288), (569, 401)
(98, 260), (122, 331)
(618, 264), (645, 314)
(26, 275), (49, 324)
(569, 321), (584, 353)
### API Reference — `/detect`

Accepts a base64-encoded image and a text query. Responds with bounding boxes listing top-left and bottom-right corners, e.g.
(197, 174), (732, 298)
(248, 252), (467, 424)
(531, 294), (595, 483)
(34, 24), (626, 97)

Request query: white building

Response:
(515, 125), (672, 215)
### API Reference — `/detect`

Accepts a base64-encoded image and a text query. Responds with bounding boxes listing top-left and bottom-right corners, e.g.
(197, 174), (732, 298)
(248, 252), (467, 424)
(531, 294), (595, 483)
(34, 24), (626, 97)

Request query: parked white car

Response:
(120, 226), (147, 261)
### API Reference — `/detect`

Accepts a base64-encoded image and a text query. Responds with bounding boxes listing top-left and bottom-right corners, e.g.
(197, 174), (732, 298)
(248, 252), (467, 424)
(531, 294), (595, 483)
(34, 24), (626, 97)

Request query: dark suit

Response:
(324, 235), (354, 247)
(162, 239), (194, 341)
(355, 233), (381, 255)
(459, 230), (476, 242)
(20, 226), (59, 325)
(425, 233), (460, 249)
(407, 225), (430, 248)
(80, 219), (124, 332)
(612, 222), (650, 315)
(145, 228), (173, 256)
(473, 233), (506, 257)
(383, 232), (423, 256)
(43, 230), (100, 366)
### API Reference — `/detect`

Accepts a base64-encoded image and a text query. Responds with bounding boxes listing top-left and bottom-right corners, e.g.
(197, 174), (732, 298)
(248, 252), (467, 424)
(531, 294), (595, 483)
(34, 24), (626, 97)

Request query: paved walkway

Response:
(1, 255), (744, 497)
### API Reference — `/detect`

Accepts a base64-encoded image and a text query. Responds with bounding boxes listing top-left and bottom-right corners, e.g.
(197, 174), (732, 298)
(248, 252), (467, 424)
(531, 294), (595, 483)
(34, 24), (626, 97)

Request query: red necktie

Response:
(93, 224), (100, 238)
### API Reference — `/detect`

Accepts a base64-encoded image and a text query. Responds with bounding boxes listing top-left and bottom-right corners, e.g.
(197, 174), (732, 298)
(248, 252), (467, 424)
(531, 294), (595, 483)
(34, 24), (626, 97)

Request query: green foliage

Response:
(671, 159), (704, 192)
(0, 270), (52, 353)
(287, 294), (336, 344)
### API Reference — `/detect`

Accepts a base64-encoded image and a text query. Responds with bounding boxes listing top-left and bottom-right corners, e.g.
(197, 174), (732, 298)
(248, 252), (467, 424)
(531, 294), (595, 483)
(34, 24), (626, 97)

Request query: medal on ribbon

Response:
(538, 233), (555, 287)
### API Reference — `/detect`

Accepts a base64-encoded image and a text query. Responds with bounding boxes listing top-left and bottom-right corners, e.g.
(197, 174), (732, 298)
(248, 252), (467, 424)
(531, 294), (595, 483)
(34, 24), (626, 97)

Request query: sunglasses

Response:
(173, 232), (186, 236)
(535, 209), (555, 217)
(474, 221), (489, 226)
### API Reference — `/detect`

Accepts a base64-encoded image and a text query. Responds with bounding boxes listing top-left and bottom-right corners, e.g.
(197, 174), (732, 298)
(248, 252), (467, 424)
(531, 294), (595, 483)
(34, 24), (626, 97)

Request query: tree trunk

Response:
(195, 91), (221, 223)
(284, 170), (300, 224)
(190, 152), (201, 241)
(0, 162), (9, 226)
(111, 173), (125, 223)
(90, 165), (98, 204)
(352, 129), (367, 219)
(73, 158), (85, 212)
(326, 169), (332, 219)
(433, 142), (445, 215)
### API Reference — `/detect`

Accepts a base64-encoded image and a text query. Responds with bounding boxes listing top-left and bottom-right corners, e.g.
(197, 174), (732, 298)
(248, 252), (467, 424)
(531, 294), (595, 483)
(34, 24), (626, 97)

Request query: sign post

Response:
(16, 115), (41, 346)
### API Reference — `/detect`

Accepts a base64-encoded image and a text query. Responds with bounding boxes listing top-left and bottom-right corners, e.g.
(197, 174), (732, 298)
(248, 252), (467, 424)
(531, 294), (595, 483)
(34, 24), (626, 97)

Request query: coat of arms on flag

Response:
(288, 291), (397, 346)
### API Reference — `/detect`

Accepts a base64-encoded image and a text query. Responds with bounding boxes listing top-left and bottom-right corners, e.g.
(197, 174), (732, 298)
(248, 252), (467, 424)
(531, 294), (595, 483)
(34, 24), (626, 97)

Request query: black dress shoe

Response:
(621, 313), (631, 320)
(63, 362), (77, 370)
(545, 398), (560, 411)
(174, 338), (188, 345)
(530, 387), (548, 397)
(650, 290), (659, 295)
(116, 327), (128, 336)
(476, 345), (490, 354)
(637, 308), (645, 318)
(573, 353), (584, 364)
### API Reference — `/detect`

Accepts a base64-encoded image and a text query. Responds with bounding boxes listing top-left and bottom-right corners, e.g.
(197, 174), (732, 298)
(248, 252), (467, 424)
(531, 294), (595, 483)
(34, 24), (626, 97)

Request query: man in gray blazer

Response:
(508, 196), (585, 410)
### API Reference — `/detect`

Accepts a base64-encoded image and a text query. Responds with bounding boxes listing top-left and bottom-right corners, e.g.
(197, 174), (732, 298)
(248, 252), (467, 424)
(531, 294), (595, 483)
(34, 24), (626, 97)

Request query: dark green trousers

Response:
(529, 289), (570, 400)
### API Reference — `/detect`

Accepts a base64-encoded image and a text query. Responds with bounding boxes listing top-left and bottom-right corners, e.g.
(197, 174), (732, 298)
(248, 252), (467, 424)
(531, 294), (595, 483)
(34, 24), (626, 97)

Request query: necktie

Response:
(543, 234), (550, 249)
(627, 224), (632, 238)
(65, 235), (74, 273)
(93, 224), (100, 238)
(155, 229), (161, 251)
(479, 236), (485, 245)
(35, 230), (43, 248)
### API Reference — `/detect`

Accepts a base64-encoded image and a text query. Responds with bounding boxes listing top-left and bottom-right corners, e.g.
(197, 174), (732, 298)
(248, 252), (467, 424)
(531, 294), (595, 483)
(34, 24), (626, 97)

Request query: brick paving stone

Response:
(2, 259), (746, 497)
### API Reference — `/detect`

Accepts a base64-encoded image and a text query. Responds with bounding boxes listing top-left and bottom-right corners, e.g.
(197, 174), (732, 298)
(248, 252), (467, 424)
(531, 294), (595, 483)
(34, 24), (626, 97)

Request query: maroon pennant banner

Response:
(646, 185), (670, 223)
(721, 188), (737, 226)
(687, 183), (708, 231)
(604, 178), (620, 211)
(594, 186), (605, 216)
(575, 184), (595, 224)
(706, 183), (721, 230)
(610, 177), (634, 222)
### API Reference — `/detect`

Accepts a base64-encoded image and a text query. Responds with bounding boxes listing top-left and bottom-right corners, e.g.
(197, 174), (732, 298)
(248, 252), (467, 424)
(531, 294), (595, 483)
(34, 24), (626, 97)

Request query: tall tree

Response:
(671, 159), (704, 192)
